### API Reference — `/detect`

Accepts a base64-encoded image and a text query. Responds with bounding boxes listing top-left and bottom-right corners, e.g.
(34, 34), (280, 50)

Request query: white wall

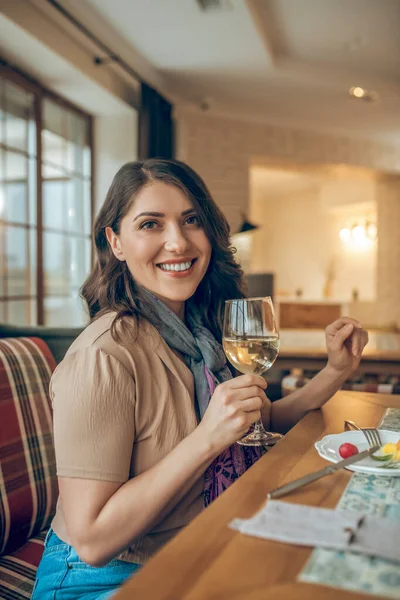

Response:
(376, 176), (400, 328)
(329, 209), (377, 303)
(250, 186), (334, 299)
(94, 111), (138, 214)
(249, 172), (377, 303)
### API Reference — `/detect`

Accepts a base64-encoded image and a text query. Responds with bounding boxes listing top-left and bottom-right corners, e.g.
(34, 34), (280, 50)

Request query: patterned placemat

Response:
(379, 408), (400, 433)
(298, 408), (400, 599)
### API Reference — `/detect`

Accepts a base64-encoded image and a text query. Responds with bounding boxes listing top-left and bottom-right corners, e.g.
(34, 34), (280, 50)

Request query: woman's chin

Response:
(153, 284), (197, 304)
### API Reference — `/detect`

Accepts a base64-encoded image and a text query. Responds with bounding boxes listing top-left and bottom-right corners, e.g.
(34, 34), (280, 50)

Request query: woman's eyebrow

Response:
(133, 209), (195, 222)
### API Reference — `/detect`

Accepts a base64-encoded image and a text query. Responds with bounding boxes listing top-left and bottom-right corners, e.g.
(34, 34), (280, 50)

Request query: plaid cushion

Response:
(0, 530), (46, 600)
(0, 337), (57, 557)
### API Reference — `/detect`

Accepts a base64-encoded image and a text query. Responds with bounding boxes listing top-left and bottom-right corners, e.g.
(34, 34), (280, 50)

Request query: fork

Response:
(344, 420), (382, 449)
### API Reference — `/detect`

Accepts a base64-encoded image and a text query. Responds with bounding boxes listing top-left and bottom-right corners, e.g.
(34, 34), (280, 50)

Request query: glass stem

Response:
(254, 418), (266, 434)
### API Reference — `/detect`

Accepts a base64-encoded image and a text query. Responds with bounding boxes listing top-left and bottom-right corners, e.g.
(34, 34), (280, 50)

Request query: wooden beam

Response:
(245, 0), (281, 66)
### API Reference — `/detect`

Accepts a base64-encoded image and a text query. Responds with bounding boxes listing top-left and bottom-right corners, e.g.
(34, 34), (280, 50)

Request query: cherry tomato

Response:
(339, 442), (359, 459)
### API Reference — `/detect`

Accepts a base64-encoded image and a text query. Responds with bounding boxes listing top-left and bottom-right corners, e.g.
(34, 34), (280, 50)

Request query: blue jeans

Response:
(32, 529), (141, 600)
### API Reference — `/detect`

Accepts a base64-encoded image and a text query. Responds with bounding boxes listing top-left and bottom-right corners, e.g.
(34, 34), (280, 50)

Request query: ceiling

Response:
(1, 0), (399, 141)
(75, 0), (400, 142)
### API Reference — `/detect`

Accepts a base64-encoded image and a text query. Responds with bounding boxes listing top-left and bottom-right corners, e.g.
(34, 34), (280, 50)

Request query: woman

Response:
(32, 159), (368, 599)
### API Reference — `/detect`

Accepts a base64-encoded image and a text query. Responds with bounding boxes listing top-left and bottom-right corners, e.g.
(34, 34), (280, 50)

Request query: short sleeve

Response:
(51, 347), (136, 483)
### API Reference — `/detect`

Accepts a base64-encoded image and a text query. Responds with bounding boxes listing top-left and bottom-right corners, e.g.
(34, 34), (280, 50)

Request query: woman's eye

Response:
(139, 220), (159, 230)
(185, 215), (199, 226)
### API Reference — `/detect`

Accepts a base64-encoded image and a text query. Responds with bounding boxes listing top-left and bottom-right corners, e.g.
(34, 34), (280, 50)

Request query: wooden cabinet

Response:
(279, 302), (341, 329)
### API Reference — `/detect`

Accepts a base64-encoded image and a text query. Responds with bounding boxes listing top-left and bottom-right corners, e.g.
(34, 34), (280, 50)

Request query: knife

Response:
(267, 445), (379, 500)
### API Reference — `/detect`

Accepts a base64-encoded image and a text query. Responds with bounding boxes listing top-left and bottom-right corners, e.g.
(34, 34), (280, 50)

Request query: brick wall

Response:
(377, 176), (400, 328)
(176, 109), (400, 327)
(176, 108), (400, 233)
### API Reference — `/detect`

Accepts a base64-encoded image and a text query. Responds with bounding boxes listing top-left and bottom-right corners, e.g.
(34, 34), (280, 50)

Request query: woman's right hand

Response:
(198, 374), (267, 453)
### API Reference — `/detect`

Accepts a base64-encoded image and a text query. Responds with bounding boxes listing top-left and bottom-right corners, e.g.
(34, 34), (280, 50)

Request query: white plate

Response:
(315, 430), (400, 476)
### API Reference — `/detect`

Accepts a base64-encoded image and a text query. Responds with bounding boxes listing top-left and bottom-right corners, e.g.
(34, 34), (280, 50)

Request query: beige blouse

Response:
(50, 312), (203, 564)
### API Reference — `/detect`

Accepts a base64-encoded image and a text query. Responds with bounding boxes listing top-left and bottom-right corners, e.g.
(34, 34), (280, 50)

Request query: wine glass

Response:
(223, 297), (284, 447)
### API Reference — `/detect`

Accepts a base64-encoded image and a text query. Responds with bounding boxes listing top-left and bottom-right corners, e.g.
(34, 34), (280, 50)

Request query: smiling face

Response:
(106, 181), (212, 318)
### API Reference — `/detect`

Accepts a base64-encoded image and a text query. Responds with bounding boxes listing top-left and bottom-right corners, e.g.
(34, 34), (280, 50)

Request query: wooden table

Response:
(113, 391), (399, 600)
(273, 329), (400, 376)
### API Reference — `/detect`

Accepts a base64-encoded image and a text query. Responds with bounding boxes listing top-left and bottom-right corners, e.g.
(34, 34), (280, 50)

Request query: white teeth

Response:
(159, 261), (193, 272)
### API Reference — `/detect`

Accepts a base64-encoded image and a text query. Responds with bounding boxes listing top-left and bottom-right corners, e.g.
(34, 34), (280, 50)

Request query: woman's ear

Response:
(105, 227), (125, 261)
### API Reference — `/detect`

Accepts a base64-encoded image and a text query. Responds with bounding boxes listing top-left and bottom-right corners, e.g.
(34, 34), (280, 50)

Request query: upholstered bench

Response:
(0, 337), (58, 599)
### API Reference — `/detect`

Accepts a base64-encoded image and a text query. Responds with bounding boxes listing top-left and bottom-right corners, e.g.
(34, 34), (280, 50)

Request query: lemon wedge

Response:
(382, 443), (396, 455)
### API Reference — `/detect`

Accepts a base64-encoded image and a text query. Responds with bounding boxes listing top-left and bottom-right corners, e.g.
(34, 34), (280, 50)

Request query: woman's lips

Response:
(157, 259), (197, 278)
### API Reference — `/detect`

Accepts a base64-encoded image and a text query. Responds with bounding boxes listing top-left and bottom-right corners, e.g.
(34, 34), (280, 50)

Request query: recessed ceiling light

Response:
(349, 86), (365, 98)
(349, 86), (379, 103)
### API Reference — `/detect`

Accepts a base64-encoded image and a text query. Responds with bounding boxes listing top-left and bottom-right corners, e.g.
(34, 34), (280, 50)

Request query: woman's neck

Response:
(166, 300), (185, 321)
(137, 285), (186, 321)
(152, 294), (185, 321)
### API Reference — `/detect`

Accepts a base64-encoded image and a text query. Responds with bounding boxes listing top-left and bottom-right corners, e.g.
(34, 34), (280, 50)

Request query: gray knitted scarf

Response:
(138, 287), (232, 418)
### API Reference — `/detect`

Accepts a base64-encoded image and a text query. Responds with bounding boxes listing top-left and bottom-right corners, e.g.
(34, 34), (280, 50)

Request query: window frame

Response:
(0, 62), (94, 325)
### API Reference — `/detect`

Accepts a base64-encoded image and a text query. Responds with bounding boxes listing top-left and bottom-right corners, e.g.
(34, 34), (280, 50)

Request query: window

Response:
(0, 66), (93, 326)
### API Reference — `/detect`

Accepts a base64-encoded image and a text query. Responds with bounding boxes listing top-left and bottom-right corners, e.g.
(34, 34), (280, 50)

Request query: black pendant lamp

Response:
(237, 213), (259, 233)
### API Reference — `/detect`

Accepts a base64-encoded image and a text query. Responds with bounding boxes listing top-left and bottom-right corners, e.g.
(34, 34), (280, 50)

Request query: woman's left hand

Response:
(325, 317), (369, 377)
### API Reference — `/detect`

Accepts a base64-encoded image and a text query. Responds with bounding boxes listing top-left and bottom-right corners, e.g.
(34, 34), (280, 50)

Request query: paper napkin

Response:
(229, 500), (400, 563)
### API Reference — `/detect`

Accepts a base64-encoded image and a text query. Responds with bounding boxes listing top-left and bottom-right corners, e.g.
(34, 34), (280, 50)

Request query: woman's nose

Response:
(164, 226), (190, 253)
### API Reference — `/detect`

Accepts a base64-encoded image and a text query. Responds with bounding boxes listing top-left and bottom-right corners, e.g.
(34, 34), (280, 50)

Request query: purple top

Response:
(203, 366), (262, 507)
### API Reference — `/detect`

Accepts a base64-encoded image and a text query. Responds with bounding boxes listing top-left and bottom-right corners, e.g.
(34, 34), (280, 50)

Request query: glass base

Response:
(237, 431), (284, 447)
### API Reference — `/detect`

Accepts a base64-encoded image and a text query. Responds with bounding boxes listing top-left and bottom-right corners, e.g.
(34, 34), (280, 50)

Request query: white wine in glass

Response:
(223, 297), (284, 447)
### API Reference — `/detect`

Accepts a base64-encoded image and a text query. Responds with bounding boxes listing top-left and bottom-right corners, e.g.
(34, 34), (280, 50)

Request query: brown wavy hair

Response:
(81, 159), (246, 343)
